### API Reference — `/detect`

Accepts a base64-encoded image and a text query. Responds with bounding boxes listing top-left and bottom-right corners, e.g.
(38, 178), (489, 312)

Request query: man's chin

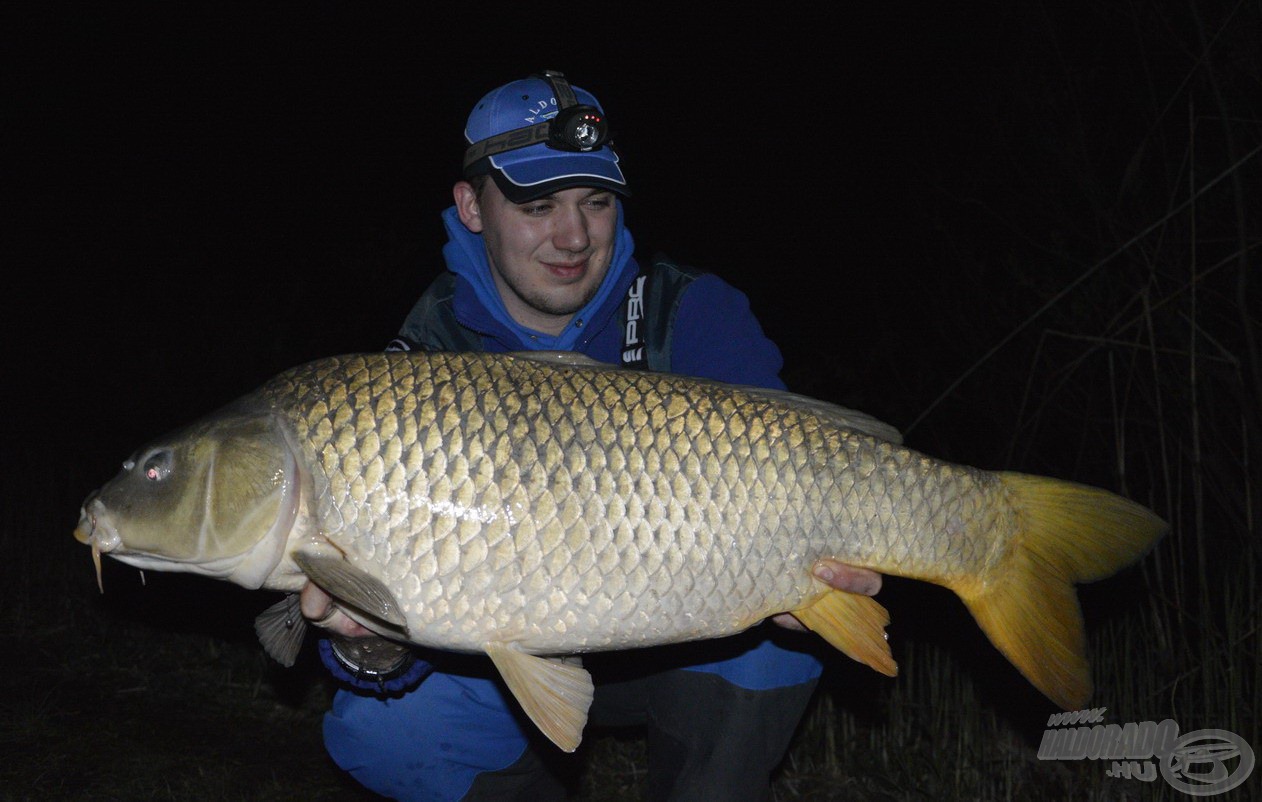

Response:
(527, 288), (600, 319)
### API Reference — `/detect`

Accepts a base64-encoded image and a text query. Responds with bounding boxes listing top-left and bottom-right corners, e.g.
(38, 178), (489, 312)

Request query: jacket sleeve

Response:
(666, 274), (787, 391)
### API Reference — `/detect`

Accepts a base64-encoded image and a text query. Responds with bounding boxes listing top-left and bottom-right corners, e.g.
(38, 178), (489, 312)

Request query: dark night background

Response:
(4, 1), (1259, 799)
(10, 1), (1186, 462)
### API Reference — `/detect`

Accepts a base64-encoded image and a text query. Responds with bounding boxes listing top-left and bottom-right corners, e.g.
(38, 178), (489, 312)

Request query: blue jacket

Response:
(399, 204), (788, 383)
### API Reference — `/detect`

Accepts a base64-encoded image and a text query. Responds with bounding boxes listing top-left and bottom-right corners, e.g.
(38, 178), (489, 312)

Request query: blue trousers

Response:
(324, 628), (823, 801)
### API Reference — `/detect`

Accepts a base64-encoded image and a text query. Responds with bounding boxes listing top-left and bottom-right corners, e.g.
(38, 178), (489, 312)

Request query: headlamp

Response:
(462, 70), (612, 172)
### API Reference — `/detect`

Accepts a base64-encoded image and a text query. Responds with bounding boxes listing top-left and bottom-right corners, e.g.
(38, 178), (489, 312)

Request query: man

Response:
(300, 70), (882, 801)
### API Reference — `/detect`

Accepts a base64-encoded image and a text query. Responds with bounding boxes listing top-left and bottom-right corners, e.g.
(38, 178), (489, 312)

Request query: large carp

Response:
(74, 351), (1165, 751)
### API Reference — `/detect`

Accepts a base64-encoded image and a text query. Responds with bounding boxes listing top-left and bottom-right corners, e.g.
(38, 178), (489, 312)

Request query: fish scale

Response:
(262, 352), (958, 652)
(76, 349), (1166, 751)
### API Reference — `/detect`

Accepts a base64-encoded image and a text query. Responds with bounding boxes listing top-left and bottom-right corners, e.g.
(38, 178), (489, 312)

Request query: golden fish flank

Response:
(74, 350), (1166, 753)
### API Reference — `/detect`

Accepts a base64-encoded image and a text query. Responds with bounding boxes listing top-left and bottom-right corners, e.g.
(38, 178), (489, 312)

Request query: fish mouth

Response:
(75, 494), (122, 593)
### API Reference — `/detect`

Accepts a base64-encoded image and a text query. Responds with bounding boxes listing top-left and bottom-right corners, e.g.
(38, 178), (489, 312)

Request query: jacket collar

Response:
(440, 201), (638, 351)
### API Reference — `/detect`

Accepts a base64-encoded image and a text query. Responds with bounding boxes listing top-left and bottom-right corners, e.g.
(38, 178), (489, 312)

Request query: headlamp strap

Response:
(463, 123), (551, 170)
(541, 69), (579, 111)
(463, 70), (610, 172)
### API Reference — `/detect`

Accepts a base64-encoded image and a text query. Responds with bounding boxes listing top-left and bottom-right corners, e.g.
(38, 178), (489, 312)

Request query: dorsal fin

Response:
(505, 351), (902, 444)
(727, 385), (903, 444)
(506, 350), (607, 369)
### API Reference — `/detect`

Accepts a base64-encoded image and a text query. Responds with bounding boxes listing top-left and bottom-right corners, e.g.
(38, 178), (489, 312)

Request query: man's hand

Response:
(301, 581), (419, 683)
(772, 560), (882, 630)
(299, 581), (373, 638)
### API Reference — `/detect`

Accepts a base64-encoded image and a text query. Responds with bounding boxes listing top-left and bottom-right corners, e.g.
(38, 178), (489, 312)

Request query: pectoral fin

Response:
(293, 552), (407, 630)
(485, 642), (593, 753)
(793, 589), (897, 677)
(253, 593), (306, 667)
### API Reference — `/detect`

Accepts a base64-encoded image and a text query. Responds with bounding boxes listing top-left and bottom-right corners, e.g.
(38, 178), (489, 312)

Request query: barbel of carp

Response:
(74, 351), (1166, 751)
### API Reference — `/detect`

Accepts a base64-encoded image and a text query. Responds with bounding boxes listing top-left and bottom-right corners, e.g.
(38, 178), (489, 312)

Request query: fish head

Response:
(74, 410), (302, 589)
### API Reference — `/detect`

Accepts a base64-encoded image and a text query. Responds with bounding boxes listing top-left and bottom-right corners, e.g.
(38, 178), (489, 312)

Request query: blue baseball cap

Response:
(461, 74), (629, 203)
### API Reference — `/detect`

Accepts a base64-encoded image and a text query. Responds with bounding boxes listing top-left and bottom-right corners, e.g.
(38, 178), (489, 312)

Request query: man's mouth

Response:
(542, 259), (587, 280)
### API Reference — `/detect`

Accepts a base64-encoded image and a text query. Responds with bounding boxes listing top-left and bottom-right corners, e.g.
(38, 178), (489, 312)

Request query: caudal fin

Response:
(951, 473), (1166, 710)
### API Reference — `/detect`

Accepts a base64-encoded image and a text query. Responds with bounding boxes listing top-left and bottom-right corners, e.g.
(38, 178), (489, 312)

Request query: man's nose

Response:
(553, 205), (590, 252)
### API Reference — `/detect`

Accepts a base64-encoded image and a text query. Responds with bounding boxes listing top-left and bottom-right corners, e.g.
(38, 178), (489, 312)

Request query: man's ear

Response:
(453, 181), (483, 233)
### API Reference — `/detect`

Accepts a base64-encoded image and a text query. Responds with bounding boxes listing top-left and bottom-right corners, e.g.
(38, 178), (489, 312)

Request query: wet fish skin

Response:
(75, 350), (1166, 751)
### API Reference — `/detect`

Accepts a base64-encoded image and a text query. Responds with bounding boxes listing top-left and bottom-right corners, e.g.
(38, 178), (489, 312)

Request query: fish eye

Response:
(142, 451), (172, 481)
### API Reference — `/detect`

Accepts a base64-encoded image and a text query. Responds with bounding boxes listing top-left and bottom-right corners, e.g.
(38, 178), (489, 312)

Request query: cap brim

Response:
(487, 143), (628, 203)
(490, 170), (629, 203)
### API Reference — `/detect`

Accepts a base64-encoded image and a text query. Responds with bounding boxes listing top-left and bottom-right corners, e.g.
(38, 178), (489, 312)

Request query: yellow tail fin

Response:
(952, 473), (1166, 709)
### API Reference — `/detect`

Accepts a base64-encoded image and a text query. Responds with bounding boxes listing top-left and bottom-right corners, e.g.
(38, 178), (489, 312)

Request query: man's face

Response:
(454, 180), (618, 336)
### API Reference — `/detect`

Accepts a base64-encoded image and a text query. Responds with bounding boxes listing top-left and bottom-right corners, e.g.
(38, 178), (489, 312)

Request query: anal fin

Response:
(793, 590), (897, 677)
(485, 643), (593, 753)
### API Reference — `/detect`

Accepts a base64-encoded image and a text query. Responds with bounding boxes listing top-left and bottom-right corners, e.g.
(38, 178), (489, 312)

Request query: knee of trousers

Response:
(322, 671), (533, 802)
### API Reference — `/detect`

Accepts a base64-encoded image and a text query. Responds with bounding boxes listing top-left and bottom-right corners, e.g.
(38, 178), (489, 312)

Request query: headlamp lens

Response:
(552, 107), (608, 151)
(572, 120), (602, 148)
